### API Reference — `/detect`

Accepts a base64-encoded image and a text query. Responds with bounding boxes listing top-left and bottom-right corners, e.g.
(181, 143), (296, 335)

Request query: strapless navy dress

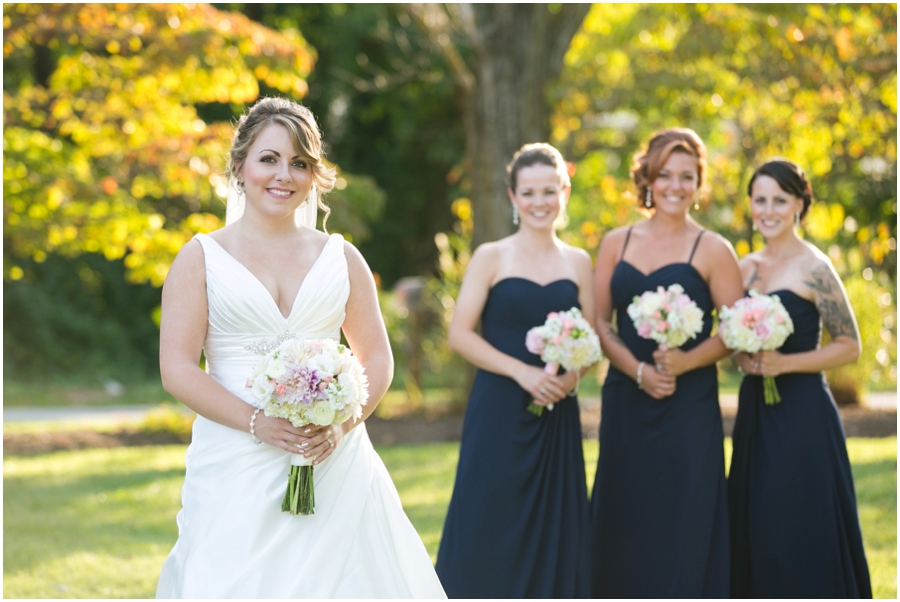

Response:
(590, 229), (730, 598)
(728, 289), (872, 598)
(435, 277), (591, 598)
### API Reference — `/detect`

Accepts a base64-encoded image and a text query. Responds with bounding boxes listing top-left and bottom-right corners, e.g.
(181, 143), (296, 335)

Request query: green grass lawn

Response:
(4, 439), (896, 598)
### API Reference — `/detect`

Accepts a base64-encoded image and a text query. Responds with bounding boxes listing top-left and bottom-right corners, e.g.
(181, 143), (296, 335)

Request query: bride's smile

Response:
(238, 123), (313, 219)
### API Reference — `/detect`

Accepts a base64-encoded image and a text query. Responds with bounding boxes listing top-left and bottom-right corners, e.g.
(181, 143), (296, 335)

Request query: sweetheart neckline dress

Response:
(435, 277), (591, 598)
(155, 233), (446, 599)
(728, 289), (872, 598)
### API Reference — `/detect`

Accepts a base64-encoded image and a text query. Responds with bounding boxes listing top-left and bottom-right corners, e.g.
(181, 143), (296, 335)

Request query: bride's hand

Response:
(305, 422), (345, 465)
(253, 414), (327, 454)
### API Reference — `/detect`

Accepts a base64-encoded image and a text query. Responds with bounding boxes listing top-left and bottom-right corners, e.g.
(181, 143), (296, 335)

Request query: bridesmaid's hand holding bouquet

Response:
(719, 290), (794, 404)
(524, 307), (601, 417)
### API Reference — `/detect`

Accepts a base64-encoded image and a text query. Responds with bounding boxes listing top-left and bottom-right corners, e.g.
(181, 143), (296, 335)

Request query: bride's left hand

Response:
(300, 422), (346, 465)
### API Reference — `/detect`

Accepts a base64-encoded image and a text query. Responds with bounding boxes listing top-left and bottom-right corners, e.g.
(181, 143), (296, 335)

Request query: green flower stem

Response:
(527, 402), (545, 417)
(763, 376), (782, 405)
(282, 465), (315, 515)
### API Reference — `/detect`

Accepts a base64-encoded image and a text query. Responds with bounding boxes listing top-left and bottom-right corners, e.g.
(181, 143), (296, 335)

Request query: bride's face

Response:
(237, 123), (314, 220)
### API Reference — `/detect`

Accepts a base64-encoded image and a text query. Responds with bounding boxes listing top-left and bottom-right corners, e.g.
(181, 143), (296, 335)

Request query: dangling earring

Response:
(236, 180), (245, 197)
(694, 197), (700, 211)
(513, 205), (519, 226)
(752, 221), (757, 231)
(645, 187), (652, 208)
(795, 212), (800, 227)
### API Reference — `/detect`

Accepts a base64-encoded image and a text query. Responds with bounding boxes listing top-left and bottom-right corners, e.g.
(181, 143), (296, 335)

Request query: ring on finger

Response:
(656, 363), (663, 372)
(540, 388), (548, 395)
(327, 438), (334, 448)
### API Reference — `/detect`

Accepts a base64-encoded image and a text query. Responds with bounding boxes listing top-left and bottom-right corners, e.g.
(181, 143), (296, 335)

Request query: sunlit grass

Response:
(4, 438), (895, 598)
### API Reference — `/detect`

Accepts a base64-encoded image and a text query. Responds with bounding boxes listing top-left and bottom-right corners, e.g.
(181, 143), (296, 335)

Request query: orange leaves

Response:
(3, 3), (315, 284)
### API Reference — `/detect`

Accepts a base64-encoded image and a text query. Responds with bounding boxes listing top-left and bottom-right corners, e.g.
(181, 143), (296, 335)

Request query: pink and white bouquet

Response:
(247, 338), (368, 515)
(627, 283), (704, 349)
(524, 307), (601, 417)
(719, 290), (794, 404)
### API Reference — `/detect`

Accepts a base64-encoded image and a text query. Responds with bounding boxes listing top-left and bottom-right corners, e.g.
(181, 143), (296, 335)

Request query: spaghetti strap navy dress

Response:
(728, 289), (872, 598)
(590, 228), (730, 598)
(435, 277), (591, 599)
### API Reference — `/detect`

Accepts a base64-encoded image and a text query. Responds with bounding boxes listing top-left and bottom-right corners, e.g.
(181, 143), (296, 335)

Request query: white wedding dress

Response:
(156, 232), (446, 599)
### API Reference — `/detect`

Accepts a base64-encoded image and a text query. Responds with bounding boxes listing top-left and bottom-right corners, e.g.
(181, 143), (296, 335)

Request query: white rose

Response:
(251, 375), (275, 405)
(308, 354), (337, 376)
(266, 358), (289, 380)
(311, 402), (336, 426)
(337, 373), (359, 405)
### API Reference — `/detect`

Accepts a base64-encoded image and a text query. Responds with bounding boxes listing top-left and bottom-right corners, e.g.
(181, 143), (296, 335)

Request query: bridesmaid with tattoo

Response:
(589, 129), (743, 597)
(728, 159), (872, 598)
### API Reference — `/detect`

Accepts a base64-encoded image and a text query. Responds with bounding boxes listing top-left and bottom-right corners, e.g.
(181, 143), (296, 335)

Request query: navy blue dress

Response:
(728, 290), (872, 598)
(590, 229), (730, 598)
(435, 277), (591, 598)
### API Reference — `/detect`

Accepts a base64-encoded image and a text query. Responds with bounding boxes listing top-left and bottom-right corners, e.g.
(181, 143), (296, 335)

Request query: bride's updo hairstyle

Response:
(506, 143), (572, 228)
(631, 128), (708, 210)
(227, 97), (337, 227)
(747, 158), (814, 220)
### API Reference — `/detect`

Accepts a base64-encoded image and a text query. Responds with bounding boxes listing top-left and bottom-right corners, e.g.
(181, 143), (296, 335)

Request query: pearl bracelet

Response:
(249, 407), (262, 445)
(636, 361), (646, 390)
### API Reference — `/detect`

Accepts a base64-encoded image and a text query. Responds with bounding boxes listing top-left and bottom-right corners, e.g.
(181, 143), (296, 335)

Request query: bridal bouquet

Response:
(247, 338), (368, 515)
(719, 290), (794, 404)
(627, 283), (704, 348)
(524, 307), (601, 417)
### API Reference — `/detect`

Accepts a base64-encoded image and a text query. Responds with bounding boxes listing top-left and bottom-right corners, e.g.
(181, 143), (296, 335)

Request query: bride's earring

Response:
(236, 180), (245, 197)
(645, 187), (652, 208)
(513, 205), (519, 226)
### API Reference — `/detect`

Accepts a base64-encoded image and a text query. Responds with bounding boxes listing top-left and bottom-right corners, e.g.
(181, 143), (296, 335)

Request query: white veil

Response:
(225, 178), (318, 229)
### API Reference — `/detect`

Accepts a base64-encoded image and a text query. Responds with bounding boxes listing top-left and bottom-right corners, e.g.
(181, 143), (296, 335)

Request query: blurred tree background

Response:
(3, 3), (895, 402)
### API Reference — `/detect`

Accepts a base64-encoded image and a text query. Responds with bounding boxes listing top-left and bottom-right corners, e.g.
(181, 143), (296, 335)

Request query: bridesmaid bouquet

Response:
(719, 290), (795, 404)
(247, 338), (368, 515)
(524, 307), (601, 417)
(627, 283), (704, 348)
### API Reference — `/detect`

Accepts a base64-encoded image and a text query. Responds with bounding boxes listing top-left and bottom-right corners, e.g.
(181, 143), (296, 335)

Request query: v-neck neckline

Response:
(203, 233), (336, 321)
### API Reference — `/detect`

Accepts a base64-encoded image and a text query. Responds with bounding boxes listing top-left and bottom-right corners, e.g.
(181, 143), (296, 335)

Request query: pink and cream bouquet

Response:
(247, 338), (368, 515)
(627, 283), (705, 349)
(524, 307), (601, 417)
(719, 290), (794, 404)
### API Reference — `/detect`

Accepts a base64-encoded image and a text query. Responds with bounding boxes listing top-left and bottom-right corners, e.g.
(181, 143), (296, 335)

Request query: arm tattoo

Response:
(803, 265), (859, 341)
(602, 322), (628, 350)
(745, 266), (759, 289)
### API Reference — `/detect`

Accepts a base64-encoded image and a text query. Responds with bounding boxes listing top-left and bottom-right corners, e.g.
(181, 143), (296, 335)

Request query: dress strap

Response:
(688, 230), (705, 264)
(619, 227), (634, 262)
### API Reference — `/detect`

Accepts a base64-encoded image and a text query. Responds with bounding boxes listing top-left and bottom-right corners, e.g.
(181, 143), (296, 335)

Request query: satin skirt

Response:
(156, 417), (446, 598)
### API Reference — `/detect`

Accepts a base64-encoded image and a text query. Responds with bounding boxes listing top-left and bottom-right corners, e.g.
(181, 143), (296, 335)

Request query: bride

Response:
(156, 97), (446, 598)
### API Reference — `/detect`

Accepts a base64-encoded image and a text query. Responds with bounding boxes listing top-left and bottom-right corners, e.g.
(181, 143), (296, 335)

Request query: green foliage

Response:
(3, 252), (162, 381)
(3, 3), (315, 285)
(4, 438), (895, 597)
(138, 404), (195, 443)
(826, 274), (897, 400)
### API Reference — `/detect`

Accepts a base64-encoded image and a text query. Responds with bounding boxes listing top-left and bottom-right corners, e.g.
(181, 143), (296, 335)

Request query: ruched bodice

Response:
(590, 229), (730, 598)
(196, 232), (348, 407)
(156, 232), (445, 599)
(481, 277), (581, 363)
(728, 288), (871, 598)
(436, 277), (591, 598)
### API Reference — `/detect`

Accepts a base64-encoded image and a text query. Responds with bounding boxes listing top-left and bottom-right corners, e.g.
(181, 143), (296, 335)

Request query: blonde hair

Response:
(228, 97), (337, 227)
(631, 128), (707, 209)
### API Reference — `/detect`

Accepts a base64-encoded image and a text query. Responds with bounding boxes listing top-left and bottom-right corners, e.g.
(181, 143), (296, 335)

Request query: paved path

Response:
(3, 392), (895, 423)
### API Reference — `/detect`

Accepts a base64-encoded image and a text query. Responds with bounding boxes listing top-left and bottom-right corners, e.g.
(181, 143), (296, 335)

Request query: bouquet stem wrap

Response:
(528, 363), (559, 417)
(283, 455), (315, 516)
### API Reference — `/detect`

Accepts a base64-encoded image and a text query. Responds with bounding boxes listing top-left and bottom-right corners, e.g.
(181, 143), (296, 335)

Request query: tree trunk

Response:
(460, 4), (590, 247)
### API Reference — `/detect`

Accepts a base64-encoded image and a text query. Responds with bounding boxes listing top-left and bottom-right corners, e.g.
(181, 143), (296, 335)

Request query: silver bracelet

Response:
(249, 407), (262, 445)
(636, 361), (646, 390)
